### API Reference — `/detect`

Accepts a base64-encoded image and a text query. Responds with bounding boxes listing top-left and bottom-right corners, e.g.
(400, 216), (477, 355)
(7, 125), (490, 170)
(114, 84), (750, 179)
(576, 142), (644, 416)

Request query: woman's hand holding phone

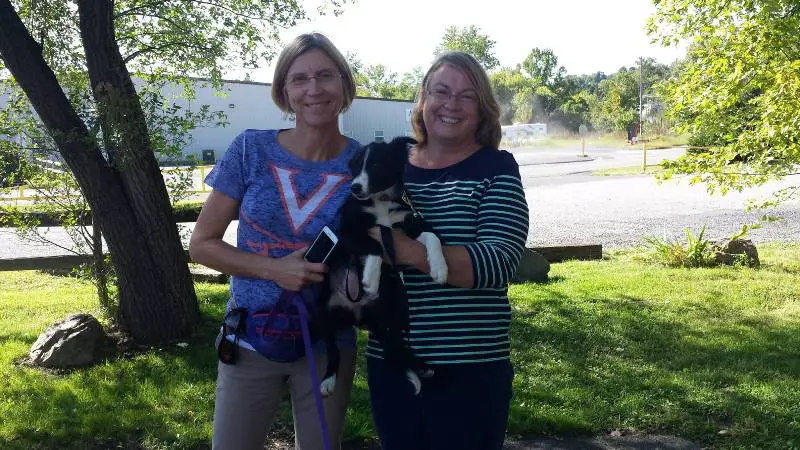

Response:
(259, 227), (336, 291)
(269, 247), (327, 292)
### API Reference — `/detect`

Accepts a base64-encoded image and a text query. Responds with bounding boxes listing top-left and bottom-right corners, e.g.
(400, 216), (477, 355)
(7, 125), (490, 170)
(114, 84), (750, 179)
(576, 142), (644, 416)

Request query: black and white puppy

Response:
(348, 136), (448, 291)
(318, 136), (447, 396)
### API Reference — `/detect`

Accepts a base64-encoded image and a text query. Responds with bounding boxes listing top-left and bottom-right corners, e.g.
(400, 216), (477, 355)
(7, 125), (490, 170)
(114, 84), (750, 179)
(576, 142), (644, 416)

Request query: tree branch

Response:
(12, 227), (83, 256)
(182, 0), (270, 20)
(76, 222), (95, 250)
(123, 40), (192, 64)
(115, 0), (169, 18)
(118, 10), (189, 34)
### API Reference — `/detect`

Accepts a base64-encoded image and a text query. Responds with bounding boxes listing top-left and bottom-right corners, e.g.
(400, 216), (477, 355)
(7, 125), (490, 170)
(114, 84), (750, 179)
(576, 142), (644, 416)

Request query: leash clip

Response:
(401, 190), (423, 219)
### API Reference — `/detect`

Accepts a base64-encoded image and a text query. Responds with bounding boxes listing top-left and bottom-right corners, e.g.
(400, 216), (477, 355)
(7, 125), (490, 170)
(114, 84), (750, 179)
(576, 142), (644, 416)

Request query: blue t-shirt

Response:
(205, 129), (361, 347)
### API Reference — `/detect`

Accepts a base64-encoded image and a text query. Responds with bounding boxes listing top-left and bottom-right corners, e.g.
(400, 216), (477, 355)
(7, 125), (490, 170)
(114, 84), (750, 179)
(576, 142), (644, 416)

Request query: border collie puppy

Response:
(348, 136), (448, 292)
(319, 136), (447, 396)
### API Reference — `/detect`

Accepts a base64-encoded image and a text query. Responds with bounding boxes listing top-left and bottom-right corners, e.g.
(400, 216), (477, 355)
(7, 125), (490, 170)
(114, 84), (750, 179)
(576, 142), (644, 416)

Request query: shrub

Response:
(0, 147), (30, 188)
(644, 226), (718, 268)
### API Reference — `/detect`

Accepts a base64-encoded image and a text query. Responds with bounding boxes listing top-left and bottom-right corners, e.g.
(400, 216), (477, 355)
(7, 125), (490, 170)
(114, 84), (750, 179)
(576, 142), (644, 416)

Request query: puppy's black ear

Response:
(349, 145), (367, 174)
(390, 136), (417, 149)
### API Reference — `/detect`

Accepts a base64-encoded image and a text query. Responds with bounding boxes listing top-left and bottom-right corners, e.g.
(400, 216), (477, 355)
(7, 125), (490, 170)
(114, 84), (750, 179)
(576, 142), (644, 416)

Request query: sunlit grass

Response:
(593, 164), (667, 176)
(507, 133), (688, 150)
(1, 243), (798, 449)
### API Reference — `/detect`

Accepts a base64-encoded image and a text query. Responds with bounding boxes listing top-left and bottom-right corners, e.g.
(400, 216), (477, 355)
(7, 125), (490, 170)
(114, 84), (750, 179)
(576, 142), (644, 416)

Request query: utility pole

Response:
(640, 56), (647, 173)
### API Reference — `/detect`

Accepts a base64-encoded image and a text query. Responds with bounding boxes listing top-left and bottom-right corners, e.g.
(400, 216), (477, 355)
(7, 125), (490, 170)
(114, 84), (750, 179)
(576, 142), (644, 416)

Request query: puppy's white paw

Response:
(363, 273), (380, 295)
(428, 253), (448, 284)
(406, 370), (422, 395)
(320, 374), (337, 397)
(418, 232), (448, 284)
(362, 255), (382, 294)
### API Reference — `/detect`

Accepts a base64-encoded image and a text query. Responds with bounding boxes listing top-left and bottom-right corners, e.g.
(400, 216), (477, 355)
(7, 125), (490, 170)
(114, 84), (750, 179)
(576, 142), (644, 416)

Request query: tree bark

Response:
(92, 223), (112, 318)
(0, 0), (199, 345)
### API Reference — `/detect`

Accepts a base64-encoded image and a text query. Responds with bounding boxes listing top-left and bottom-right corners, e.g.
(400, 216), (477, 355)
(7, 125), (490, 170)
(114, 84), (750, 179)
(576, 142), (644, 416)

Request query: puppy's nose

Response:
(351, 184), (363, 196)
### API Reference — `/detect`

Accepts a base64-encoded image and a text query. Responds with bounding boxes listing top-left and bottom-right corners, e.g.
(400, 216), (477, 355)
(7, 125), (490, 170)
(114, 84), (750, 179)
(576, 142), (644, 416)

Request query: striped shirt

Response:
(366, 147), (529, 365)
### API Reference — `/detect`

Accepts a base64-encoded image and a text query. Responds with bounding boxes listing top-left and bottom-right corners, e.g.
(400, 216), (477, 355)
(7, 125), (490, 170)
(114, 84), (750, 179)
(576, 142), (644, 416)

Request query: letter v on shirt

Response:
(272, 165), (347, 234)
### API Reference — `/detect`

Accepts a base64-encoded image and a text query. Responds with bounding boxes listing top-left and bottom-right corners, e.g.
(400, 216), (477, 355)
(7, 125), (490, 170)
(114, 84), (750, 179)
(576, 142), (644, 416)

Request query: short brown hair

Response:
(271, 33), (356, 114)
(411, 52), (502, 149)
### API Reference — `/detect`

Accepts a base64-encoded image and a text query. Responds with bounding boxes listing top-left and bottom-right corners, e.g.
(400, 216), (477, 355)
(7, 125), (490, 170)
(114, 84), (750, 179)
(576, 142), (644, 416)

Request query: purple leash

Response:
(289, 291), (333, 450)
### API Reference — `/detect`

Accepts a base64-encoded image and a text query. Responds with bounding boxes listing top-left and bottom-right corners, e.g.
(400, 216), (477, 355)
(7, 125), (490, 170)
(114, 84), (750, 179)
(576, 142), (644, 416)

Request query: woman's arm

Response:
(189, 190), (326, 291)
(388, 235), (474, 288)
(390, 173), (529, 289)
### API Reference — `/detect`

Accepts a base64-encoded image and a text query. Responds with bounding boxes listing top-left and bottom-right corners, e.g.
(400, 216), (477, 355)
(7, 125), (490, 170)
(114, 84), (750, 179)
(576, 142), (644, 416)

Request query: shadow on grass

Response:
(763, 263), (800, 275)
(534, 275), (567, 285)
(4, 279), (799, 449)
(2, 316), (220, 449)
(1, 286), (378, 450)
(2, 280), (221, 449)
(507, 293), (800, 447)
(1, 332), (40, 347)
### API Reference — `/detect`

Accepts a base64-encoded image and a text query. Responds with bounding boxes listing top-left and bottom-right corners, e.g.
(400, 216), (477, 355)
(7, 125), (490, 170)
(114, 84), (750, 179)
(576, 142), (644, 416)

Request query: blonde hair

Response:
(411, 52), (502, 149)
(271, 33), (356, 114)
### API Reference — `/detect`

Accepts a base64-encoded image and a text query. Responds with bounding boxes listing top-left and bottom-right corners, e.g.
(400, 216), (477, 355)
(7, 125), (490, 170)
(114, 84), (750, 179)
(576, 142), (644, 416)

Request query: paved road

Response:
(511, 145), (686, 187)
(1, 146), (798, 259)
(523, 171), (800, 248)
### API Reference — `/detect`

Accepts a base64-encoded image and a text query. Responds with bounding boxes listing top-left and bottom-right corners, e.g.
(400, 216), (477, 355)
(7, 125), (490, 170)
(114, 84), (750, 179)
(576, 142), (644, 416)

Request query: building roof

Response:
(193, 76), (415, 104)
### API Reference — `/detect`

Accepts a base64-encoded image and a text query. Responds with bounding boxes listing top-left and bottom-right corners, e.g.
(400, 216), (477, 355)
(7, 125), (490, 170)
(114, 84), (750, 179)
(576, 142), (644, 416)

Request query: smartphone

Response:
(304, 226), (339, 264)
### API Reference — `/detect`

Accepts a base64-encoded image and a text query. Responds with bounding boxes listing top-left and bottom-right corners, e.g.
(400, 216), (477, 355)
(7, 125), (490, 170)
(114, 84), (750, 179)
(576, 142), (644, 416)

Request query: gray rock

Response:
(514, 249), (551, 283)
(713, 238), (760, 267)
(29, 313), (107, 368)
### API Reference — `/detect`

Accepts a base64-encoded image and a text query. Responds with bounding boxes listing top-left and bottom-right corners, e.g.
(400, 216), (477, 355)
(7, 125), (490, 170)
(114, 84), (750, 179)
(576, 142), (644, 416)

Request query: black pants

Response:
(367, 357), (514, 450)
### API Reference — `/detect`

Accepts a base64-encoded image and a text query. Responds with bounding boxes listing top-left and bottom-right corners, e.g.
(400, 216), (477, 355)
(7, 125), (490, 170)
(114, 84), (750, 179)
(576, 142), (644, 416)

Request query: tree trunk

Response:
(92, 222), (112, 318)
(0, 0), (199, 345)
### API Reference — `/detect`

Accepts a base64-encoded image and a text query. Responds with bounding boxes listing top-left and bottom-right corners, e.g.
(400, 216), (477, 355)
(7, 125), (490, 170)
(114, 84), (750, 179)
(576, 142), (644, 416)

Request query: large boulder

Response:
(713, 238), (760, 268)
(28, 313), (107, 369)
(514, 248), (551, 283)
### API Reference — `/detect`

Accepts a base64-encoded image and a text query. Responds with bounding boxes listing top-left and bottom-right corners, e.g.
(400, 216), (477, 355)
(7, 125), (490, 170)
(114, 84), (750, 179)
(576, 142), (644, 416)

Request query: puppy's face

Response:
(349, 137), (415, 200)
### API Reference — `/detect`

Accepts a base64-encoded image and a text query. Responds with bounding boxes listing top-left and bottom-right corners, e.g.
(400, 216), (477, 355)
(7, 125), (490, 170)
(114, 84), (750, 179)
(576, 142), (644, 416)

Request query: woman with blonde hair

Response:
(190, 33), (360, 450)
(366, 51), (530, 450)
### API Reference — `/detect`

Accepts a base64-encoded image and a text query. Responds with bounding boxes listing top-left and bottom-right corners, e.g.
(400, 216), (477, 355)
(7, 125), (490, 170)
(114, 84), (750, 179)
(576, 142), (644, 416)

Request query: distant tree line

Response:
(348, 25), (674, 134)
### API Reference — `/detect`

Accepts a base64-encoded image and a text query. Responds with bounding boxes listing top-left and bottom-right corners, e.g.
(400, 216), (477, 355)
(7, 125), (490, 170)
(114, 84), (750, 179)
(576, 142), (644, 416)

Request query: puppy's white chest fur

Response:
(364, 201), (407, 227)
(361, 199), (407, 295)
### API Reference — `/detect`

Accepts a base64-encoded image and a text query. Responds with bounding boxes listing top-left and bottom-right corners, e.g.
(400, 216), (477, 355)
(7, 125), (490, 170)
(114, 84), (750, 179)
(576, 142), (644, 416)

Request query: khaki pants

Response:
(211, 347), (356, 450)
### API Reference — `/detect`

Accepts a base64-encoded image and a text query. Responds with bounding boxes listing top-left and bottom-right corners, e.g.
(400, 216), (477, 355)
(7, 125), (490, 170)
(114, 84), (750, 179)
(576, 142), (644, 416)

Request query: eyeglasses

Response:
(287, 71), (342, 88)
(426, 88), (478, 106)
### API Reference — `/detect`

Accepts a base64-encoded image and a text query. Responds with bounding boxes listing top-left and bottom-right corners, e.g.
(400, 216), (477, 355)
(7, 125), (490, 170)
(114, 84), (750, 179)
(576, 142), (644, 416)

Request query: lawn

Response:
(593, 164), (667, 176)
(506, 133), (689, 150)
(1, 244), (798, 449)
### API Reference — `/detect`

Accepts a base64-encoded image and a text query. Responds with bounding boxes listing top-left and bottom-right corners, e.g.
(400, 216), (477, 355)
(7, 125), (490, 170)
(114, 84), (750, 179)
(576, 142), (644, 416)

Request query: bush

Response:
(644, 226), (718, 268)
(0, 148), (29, 188)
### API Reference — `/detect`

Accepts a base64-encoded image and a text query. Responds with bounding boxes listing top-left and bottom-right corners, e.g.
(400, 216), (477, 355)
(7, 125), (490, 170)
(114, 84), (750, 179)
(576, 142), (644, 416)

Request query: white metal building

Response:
(178, 79), (415, 162)
(1, 78), (416, 163)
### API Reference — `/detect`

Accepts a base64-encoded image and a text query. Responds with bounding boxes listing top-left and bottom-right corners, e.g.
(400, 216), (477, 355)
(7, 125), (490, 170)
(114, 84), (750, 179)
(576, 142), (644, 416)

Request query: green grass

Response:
(0, 200), (206, 226)
(508, 244), (800, 448)
(0, 273), (373, 450)
(511, 134), (689, 150)
(638, 134), (690, 149)
(1, 244), (799, 449)
(593, 164), (667, 176)
(0, 200), (204, 215)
